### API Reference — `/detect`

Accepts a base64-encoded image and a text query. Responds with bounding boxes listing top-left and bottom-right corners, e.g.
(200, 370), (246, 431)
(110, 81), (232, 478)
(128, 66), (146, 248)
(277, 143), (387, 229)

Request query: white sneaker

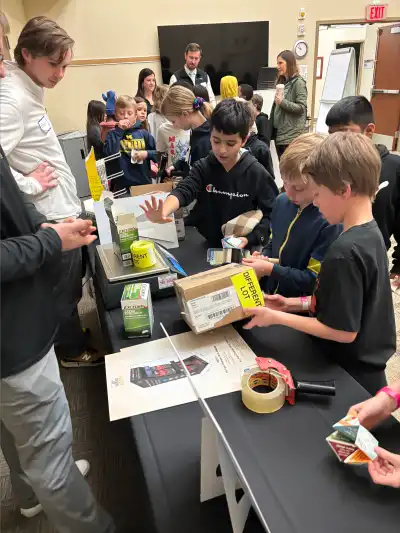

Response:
(20, 459), (90, 518)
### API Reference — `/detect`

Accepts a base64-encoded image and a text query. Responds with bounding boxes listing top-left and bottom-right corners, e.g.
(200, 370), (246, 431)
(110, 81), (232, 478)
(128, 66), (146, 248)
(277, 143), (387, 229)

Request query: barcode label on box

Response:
(187, 287), (240, 333)
(212, 291), (231, 302)
(122, 253), (131, 260)
(208, 307), (235, 320)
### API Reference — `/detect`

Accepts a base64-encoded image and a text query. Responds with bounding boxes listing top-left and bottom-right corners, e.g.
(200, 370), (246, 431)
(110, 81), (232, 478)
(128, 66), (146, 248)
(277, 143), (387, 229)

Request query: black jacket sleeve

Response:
(256, 115), (270, 145)
(87, 125), (105, 160)
(390, 168), (400, 275)
(22, 194), (47, 229)
(247, 171), (279, 247)
(1, 228), (62, 283)
(168, 161), (204, 207)
(255, 143), (275, 180)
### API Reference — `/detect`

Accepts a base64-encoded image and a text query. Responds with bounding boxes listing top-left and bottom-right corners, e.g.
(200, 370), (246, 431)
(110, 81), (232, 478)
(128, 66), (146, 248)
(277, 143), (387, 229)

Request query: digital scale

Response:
(95, 243), (178, 310)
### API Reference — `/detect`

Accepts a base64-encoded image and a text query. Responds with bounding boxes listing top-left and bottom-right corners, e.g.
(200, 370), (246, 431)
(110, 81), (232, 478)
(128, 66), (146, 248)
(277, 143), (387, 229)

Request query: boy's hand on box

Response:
(263, 294), (290, 312)
(243, 306), (279, 329)
(140, 195), (173, 224)
(368, 447), (400, 488)
(348, 392), (397, 430)
(242, 256), (273, 278)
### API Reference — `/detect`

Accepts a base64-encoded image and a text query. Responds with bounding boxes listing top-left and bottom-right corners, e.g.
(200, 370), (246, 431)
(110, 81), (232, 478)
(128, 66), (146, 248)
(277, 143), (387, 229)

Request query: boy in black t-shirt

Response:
(244, 132), (396, 394)
(325, 96), (400, 282)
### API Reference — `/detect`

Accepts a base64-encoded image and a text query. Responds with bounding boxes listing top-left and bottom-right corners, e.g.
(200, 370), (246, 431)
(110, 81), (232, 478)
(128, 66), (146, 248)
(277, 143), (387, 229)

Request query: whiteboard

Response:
(321, 48), (356, 103)
(316, 102), (333, 134)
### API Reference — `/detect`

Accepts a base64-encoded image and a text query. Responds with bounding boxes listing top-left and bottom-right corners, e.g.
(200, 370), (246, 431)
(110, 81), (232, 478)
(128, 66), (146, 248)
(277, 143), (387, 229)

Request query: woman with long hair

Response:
(272, 50), (307, 159)
(136, 68), (156, 115)
(86, 100), (106, 160)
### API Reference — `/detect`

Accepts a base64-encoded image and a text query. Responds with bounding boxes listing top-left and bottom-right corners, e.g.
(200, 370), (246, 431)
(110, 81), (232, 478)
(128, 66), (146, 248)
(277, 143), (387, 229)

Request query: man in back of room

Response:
(169, 42), (216, 107)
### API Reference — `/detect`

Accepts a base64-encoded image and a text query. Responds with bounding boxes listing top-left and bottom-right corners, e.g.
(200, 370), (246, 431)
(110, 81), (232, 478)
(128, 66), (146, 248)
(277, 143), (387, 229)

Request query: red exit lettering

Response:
(366, 4), (387, 22)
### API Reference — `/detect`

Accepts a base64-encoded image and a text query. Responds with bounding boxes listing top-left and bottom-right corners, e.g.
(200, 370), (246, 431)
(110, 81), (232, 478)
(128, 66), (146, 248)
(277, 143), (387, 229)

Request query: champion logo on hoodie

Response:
(205, 184), (249, 199)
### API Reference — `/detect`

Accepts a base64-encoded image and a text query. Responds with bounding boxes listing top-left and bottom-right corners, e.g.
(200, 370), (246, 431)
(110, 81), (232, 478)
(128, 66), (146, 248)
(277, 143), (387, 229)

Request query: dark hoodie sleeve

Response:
(256, 143), (275, 180)
(267, 224), (341, 295)
(391, 168), (400, 274)
(168, 160), (204, 207)
(104, 127), (124, 156)
(256, 115), (270, 145)
(246, 167), (279, 247)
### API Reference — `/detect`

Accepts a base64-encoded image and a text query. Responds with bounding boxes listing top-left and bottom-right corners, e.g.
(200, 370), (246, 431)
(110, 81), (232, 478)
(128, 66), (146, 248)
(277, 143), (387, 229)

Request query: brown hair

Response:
(185, 42), (202, 55)
(134, 96), (149, 131)
(115, 95), (136, 111)
(161, 85), (212, 121)
(135, 68), (156, 99)
(280, 133), (326, 183)
(276, 50), (299, 85)
(152, 84), (169, 114)
(14, 16), (74, 67)
(303, 131), (381, 198)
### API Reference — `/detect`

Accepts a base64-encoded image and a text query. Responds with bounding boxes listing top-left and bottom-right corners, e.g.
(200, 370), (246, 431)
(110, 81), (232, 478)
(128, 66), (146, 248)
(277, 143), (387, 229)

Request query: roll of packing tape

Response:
(241, 368), (286, 414)
(131, 240), (156, 269)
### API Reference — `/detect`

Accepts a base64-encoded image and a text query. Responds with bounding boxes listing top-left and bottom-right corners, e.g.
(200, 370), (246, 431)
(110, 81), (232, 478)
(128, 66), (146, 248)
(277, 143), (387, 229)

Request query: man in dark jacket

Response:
(326, 96), (400, 278)
(169, 43), (216, 107)
(0, 37), (113, 529)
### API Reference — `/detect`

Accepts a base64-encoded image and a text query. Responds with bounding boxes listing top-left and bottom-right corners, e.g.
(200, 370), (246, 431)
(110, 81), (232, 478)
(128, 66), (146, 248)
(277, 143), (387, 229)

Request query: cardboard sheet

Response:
(105, 325), (257, 421)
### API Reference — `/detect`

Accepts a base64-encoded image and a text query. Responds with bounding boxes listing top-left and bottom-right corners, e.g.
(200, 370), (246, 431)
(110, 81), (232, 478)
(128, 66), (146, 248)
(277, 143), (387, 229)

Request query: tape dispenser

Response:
(241, 357), (336, 414)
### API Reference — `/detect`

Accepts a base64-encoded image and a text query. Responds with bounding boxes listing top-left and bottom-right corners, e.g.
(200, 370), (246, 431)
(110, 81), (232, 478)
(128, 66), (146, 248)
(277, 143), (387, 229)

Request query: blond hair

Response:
(152, 84), (169, 114)
(115, 95), (136, 111)
(161, 86), (212, 121)
(280, 133), (326, 183)
(303, 131), (381, 198)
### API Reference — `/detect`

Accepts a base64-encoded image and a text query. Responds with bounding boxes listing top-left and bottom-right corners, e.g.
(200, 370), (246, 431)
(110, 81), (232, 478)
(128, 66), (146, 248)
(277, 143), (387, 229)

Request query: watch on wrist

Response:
(378, 386), (400, 410)
(300, 296), (309, 311)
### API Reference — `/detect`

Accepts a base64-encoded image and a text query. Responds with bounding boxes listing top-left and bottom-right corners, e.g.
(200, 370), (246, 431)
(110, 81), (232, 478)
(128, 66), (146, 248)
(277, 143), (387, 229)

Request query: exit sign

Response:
(366, 4), (388, 21)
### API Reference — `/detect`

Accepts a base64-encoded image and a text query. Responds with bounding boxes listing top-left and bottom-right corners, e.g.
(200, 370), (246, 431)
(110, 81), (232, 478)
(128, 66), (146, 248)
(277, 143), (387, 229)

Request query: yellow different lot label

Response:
(231, 269), (264, 308)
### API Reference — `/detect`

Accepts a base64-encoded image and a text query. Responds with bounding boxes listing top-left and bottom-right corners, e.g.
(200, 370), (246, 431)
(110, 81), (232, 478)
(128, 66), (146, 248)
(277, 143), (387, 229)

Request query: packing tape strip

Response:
(241, 368), (286, 414)
(130, 240), (156, 269)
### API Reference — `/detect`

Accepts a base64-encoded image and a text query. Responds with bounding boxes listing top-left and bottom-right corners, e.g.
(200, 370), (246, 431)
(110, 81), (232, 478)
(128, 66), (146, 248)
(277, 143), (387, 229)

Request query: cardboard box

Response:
(121, 283), (154, 338)
(174, 264), (264, 334)
(104, 198), (139, 267)
(326, 415), (379, 464)
(130, 182), (173, 197)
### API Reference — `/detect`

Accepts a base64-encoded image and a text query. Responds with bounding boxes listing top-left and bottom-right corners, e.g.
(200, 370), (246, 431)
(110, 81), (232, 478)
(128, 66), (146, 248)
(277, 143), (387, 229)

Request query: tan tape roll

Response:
(241, 368), (286, 414)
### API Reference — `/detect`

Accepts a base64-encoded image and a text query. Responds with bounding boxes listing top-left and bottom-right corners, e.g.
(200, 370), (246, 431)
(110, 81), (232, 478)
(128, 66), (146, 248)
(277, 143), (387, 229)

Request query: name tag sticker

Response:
(38, 115), (52, 133)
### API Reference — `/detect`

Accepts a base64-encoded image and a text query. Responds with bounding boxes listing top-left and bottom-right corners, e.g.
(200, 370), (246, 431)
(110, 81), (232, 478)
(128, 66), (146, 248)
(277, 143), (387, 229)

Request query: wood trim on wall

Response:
(71, 55), (160, 66)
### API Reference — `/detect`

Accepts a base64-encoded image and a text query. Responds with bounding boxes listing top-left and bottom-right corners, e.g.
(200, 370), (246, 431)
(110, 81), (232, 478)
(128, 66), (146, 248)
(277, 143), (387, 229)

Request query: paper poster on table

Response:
(105, 325), (257, 421)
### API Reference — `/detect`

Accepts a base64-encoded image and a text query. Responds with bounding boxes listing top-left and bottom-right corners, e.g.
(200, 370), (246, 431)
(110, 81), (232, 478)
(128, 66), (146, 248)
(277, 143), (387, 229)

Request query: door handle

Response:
(371, 89), (400, 95)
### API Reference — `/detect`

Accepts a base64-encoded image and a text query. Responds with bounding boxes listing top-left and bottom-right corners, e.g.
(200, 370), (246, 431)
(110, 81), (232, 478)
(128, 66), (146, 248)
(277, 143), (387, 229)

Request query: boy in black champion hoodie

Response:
(141, 99), (278, 248)
(326, 96), (400, 279)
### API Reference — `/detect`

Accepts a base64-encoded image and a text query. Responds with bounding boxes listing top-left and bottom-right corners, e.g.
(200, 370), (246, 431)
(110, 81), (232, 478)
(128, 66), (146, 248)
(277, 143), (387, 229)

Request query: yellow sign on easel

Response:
(231, 268), (264, 308)
(85, 147), (104, 201)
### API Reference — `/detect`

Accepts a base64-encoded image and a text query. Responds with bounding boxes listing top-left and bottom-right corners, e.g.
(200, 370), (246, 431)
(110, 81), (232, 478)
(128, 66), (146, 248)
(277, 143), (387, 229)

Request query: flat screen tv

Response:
(158, 21), (269, 95)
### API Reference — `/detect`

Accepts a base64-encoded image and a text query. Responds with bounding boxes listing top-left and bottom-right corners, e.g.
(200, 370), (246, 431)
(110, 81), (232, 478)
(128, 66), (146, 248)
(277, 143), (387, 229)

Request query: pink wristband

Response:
(378, 386), (400, 410)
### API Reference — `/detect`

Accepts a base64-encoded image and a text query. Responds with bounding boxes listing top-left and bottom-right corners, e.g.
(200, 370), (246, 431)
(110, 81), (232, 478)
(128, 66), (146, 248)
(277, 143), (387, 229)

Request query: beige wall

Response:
(2, 0), (400, 132)
(1, 0), (26, 52)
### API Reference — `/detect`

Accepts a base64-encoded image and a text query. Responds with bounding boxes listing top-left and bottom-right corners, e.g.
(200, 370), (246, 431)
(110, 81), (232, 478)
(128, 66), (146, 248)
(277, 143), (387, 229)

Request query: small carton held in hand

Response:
(326, 415), (378, 464)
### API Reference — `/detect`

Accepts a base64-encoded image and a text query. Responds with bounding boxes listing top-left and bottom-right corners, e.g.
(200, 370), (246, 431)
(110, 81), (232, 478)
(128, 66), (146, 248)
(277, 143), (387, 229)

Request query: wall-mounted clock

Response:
(294, 40), (308, 59)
